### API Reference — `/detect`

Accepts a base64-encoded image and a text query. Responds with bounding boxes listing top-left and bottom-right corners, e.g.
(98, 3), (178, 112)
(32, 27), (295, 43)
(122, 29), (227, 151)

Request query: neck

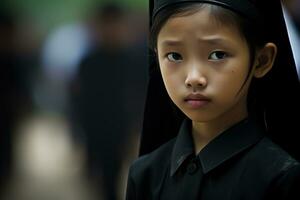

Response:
(192, 106), (248, 154)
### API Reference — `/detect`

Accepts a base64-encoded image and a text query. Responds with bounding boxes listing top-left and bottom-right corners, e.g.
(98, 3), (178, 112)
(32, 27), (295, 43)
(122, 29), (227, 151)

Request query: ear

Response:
(254, 43), (277, 78)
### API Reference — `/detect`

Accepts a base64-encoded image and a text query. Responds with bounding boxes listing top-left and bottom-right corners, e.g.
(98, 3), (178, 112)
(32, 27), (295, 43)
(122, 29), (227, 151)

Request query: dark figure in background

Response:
(71, 3), (147, 200)
(0, 10), (16, 191)
(0, 8), (34, 191)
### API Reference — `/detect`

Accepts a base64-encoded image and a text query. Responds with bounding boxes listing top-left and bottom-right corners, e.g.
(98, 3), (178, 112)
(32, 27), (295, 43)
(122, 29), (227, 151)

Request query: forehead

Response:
(157, 8), (245, 46)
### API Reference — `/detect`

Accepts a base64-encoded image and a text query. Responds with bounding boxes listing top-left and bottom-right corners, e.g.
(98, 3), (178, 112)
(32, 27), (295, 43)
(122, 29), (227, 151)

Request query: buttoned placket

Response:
(177, 155), (203, 199)
(160, 155), (204, 200)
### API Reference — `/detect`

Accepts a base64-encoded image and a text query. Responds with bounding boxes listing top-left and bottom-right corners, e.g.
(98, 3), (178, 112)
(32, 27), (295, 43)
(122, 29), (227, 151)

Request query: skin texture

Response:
(156, 7), (277, 153)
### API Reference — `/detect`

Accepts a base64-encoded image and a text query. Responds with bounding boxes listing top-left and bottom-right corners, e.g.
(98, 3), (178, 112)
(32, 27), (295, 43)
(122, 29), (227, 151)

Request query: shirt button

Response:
(187, 162), (198, 175)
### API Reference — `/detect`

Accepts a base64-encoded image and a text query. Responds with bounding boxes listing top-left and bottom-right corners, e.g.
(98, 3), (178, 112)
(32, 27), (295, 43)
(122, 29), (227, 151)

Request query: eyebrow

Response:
(160, 36), (232, 47)
(198, 36), (231, 45)
(160, 40), (183, 47)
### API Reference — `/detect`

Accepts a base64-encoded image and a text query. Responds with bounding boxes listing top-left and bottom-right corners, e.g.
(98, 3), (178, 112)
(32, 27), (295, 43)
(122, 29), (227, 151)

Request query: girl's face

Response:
(157, 8), (254, 123)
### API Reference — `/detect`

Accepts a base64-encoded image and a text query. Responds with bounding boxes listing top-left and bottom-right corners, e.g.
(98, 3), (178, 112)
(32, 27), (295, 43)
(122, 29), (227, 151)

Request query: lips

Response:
(184, 93), (211, 108)
(185, 93), (210, 101)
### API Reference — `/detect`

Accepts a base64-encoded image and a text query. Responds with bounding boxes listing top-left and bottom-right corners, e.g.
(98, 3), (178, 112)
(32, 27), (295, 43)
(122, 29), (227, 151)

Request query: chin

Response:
(183, 112), (213, 123)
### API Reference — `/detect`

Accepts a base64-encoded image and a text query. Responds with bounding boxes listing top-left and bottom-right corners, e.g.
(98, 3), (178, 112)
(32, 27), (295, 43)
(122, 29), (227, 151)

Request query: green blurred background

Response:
(2, 0), (147, 35)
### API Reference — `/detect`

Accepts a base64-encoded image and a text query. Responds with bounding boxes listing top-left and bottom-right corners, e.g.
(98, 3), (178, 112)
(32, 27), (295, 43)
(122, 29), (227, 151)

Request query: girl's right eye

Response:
(166, 52), (183, 62)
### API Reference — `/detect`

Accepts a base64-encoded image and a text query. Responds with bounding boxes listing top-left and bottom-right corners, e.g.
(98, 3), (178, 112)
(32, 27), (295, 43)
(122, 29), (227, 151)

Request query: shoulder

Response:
(126, 138), (176, 199)
(233, 137), (300, 199)
(245, 137), (300, 183)
(265, 157), (300, 199)
(252, 137), (299, 169)
(130, 139), (175, 175)
(129, 138), (176, 179)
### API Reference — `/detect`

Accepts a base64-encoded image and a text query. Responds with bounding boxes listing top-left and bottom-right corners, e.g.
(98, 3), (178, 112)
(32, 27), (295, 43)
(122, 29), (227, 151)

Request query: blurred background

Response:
(0, 0), (147, 199)
(0, 0), (299, 200)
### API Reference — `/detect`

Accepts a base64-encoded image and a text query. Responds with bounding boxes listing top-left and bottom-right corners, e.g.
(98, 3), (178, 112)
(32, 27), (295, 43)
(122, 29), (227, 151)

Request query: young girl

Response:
(126, 0), (300, 199)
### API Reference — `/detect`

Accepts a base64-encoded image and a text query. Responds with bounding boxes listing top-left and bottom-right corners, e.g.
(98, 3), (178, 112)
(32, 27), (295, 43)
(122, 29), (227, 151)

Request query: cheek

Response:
(220, 58), (250, 87)
(161, 69), (177, 91)
(212, 68), (247, 100)
(160, 65), (183, 98)
(159, 63), (171, 84)
(159, 60), (174, 84)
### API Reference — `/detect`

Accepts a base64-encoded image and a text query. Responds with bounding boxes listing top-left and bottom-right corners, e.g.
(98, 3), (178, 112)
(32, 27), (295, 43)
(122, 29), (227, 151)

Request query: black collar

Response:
(170, 118), (264, 176)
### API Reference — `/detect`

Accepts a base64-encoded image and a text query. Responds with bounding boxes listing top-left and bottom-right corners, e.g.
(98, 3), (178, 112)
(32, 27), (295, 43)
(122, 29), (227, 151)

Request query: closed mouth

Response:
(184, 93), (211, 102)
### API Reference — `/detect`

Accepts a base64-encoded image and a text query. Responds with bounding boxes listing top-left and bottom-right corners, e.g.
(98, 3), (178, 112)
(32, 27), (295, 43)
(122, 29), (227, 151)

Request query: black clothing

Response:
(126, 118), (300, 199)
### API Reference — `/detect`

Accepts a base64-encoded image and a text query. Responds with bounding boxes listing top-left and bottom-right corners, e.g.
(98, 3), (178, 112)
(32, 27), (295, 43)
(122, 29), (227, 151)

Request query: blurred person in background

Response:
(38, 22), (91, 114)
(71, 2), (147, 200)
(0, 9), (16, 191)
(0, 6), (35, 193)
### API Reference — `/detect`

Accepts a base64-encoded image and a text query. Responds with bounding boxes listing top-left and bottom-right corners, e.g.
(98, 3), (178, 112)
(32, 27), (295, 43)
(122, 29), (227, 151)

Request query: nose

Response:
(185, 66), (207, 89)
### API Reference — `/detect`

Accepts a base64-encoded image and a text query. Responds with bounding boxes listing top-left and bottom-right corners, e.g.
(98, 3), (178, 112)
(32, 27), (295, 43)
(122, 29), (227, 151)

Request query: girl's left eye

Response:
(208, 51), (227, 60)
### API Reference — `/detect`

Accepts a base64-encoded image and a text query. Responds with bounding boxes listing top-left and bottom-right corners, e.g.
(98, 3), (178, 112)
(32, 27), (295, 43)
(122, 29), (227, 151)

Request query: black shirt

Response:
(126, 118), (300, 199)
